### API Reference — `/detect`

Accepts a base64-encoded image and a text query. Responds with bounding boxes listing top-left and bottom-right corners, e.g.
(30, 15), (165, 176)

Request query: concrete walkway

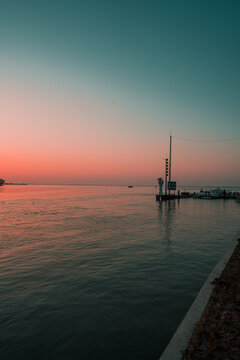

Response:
(159, 229), (240, 360)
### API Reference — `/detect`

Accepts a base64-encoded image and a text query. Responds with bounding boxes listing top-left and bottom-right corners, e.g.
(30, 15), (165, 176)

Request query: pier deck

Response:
(156, 194), (181, 201)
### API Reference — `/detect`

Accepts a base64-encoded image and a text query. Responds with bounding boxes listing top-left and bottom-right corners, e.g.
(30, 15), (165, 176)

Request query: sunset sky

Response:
(1, 0), (240, 185)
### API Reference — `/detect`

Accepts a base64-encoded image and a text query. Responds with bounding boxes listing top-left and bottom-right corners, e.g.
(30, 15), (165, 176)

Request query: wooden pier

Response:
(156, 190), (239, 201)
(156, 193), (181, 201)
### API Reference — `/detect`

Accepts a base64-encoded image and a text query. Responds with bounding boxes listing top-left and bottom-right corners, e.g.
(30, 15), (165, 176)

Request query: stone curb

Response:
(159, 229), (240, 360)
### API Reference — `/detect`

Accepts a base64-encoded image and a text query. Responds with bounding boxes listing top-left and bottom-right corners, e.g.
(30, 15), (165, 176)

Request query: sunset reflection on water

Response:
(1, 185), (240, 360)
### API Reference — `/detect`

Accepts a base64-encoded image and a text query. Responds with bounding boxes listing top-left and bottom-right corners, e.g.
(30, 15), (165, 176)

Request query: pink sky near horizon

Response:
(1, 79), (240, 186)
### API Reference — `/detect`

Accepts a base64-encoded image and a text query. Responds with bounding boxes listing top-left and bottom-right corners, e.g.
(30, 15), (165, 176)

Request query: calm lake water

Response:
(1, 185), (240, 360)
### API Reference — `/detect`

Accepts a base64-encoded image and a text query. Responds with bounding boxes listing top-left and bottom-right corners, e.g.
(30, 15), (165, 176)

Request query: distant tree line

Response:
(0, 179), (5, 186)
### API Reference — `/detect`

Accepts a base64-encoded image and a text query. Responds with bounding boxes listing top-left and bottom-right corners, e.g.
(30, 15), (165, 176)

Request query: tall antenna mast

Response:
(169, 132), (172, 195)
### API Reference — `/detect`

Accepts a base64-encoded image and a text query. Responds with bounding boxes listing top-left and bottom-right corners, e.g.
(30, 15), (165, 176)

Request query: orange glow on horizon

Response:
(1, 82), (240, 185)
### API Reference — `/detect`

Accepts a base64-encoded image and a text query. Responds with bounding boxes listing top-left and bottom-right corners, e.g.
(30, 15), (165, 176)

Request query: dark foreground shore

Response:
(183, 239), (240, 359)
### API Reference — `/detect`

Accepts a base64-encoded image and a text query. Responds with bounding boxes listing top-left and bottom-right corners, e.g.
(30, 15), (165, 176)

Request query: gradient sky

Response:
(1, 0), (240, 185)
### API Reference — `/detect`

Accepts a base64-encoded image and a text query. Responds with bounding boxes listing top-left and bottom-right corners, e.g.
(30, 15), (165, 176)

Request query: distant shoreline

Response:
(5, 183), (28, 186)
(2, 183), (240, 188)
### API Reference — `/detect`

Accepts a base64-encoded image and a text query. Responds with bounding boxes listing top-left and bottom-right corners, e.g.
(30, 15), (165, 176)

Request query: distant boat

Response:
(128, 185), (134, 188)
(194, 187), (223, 199)
(236, 195), (240, 203)
(232, 191), (240, 199)
(209, 187), (224, 198)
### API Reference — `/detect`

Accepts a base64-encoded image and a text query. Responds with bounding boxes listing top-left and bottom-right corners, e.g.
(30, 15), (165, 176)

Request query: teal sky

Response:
(1, 0), (240, 185)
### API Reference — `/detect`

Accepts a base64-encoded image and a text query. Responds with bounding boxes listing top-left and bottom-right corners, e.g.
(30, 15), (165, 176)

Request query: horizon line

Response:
(5, 183), (240, 188)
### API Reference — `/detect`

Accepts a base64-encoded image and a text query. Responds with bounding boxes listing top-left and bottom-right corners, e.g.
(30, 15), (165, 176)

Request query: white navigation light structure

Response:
(158, 178), (164, 195)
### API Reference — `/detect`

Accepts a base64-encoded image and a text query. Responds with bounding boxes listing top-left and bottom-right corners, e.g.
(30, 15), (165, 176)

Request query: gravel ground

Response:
(182, 239), (240, 360)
